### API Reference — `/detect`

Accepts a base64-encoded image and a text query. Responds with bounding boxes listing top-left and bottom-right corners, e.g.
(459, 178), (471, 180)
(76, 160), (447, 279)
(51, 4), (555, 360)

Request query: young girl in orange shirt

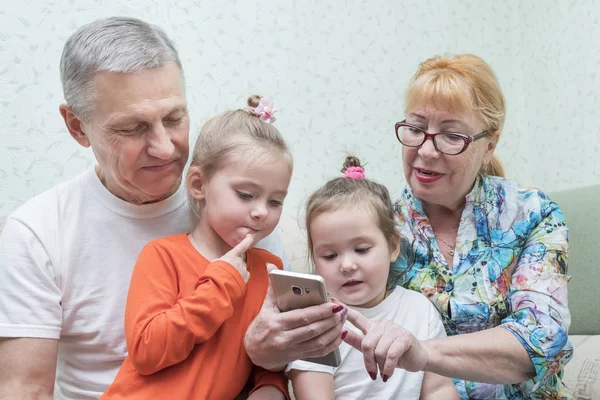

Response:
(102, 96), (292, 400)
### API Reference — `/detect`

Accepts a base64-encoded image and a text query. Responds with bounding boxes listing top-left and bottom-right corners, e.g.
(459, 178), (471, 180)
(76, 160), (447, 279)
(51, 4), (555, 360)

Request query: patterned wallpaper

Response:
(1, 0), (598, 267)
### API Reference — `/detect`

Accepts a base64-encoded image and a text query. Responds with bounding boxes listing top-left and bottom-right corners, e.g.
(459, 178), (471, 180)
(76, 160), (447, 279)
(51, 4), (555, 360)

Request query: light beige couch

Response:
(550, 185), (600, 397)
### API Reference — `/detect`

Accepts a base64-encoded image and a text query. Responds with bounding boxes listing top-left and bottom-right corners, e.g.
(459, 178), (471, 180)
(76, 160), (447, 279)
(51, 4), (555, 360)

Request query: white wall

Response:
(1, 0), (598, 268)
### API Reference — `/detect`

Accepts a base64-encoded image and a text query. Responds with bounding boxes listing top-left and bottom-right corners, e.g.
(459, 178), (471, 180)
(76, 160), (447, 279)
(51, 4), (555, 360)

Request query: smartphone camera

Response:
(292, 285), (303, 295)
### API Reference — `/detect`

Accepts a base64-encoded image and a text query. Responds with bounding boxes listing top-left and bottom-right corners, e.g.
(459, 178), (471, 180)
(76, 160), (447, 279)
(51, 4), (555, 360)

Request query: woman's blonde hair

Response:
(187, 95), (293, 227)
(405, 54), (506, 177)
(305, 156), (401, 288)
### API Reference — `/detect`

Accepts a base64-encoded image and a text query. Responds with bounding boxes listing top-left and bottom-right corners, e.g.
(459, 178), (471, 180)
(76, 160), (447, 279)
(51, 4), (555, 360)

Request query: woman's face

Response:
(402, 105), (497, 210)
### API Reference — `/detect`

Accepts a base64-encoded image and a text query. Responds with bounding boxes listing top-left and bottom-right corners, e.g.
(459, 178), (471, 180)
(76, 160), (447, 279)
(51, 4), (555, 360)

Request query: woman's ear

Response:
(482, 130), (499, 165)
(389, 234), (401, 263)
(186, 166), (207, 201)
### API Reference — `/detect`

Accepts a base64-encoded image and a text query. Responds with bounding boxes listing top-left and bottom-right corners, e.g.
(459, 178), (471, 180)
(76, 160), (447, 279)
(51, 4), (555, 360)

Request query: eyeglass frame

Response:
(395, 120), (489, 155)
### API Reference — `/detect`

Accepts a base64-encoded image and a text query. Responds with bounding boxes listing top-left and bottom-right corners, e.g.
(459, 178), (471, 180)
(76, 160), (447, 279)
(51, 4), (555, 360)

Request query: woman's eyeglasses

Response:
(395, 120), (488, 155)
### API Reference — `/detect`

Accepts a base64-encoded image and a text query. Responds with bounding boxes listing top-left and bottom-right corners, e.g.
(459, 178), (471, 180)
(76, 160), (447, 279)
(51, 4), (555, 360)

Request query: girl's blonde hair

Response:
(187, 95), (293, 227)
(405, 54), (506, 177)
(305, 156), (401, 288)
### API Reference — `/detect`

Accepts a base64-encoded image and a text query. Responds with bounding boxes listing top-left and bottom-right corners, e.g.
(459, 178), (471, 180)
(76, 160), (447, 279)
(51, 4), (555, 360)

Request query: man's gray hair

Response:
(60, 16), (184, 122)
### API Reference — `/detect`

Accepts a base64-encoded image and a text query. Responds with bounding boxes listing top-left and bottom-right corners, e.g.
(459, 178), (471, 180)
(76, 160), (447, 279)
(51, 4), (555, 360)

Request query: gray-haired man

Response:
(0, 17), (344, 400)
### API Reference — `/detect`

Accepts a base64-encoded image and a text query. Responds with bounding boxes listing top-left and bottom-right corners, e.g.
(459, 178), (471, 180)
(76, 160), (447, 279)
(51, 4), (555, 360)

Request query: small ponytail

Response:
(341, 155), (363, 173)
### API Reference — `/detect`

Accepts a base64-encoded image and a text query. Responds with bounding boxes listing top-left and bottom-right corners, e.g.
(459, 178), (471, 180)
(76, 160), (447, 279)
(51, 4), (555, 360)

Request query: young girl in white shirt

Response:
(287, 156), (459, 400)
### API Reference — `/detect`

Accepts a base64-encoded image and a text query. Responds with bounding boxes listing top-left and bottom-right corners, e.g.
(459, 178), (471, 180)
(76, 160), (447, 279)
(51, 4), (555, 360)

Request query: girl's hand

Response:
(217, 234), (254, 283)
(342, 306), (431, 381)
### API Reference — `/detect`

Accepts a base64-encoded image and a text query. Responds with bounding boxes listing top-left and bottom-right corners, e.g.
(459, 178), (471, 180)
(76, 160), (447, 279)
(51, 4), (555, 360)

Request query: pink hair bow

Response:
(247, 98), (278, 124)
(344, 166), (365, 180)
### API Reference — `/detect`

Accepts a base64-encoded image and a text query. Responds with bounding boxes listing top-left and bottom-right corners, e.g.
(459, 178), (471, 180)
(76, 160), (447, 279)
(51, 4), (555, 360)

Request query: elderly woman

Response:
(343, 54), (572, 399)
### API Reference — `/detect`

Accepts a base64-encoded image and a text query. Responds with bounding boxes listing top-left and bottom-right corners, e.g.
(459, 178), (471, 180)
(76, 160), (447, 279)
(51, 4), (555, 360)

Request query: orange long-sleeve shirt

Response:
(101, 234), (289, 400)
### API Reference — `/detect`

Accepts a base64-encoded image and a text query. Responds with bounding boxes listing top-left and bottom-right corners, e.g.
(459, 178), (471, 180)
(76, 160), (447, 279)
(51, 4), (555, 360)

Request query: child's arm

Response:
(247, 385), (286, 400)
(247, 366), (290, 400)
(124, 240), (251, 375)
(419, 371), (459, 400)
(288, 369), (335, 400)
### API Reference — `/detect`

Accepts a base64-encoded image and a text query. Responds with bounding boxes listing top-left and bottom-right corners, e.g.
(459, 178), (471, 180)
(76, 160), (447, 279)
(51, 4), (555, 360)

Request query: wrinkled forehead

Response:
(91, 63), (187, 122)
(404, 72), (474, 117)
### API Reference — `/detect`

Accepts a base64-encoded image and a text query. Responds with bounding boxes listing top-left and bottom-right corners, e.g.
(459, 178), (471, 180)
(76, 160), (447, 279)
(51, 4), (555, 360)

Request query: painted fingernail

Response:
(332, 305), (344, 313)
(382, 374), (389, 383)
(340, 307), (348, 319)
(368, 371), (377, 381)
(341, 330), (348, 340)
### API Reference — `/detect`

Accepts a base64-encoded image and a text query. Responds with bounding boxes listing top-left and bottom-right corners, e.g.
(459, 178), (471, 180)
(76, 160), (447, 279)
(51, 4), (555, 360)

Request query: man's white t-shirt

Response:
(0, 168), (290, 400)
(287, 287), (447, 400)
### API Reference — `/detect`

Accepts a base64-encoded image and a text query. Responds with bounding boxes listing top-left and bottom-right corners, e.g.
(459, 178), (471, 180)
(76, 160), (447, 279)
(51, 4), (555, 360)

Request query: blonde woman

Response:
(343, 54), (572, 399)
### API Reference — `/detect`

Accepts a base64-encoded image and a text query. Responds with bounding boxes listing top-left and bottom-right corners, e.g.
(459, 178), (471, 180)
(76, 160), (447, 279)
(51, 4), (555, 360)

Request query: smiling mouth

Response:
(415, 168), (441, 176)
(144, 161), (176, 170)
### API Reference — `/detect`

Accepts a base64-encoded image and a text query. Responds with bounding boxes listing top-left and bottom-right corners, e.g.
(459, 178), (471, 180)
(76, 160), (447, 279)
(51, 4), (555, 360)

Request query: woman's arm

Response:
(343, 195), (572, 387)
(289, 369), (335, 400)
(424, 327), (534, 383)
(498, 195), (572, 387)
(426, 195), (572, 385)
(343, 310), (535, 384)
(420, 371), (459, 400)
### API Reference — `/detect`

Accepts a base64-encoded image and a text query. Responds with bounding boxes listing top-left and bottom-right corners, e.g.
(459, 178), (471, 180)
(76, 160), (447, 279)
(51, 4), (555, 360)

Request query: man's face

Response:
(79, 62), (189, 204)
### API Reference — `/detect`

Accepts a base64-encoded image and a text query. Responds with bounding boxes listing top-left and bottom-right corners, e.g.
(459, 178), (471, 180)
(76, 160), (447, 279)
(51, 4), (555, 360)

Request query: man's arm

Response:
(0, 338), (58, 400)
(0, 216), (62, 399)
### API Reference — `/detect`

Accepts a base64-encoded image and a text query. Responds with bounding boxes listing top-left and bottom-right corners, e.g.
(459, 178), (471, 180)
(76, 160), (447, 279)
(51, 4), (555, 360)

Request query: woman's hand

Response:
(342, 306), (431, 381)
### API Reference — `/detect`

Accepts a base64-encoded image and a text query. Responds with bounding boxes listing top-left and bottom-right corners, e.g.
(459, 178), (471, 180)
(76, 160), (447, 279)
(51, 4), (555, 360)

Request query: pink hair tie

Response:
(344, 166), (365, 180)
(246, 98), (278, 124)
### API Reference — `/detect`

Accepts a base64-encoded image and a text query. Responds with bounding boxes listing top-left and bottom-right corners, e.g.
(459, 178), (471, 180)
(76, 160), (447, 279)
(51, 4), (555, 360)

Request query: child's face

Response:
(195, 155), (291, 252)
(310, 206), (399, 308)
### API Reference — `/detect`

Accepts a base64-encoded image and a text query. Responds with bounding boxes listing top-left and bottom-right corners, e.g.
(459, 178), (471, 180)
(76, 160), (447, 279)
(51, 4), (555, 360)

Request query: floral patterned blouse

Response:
(392, 176), (573, 399)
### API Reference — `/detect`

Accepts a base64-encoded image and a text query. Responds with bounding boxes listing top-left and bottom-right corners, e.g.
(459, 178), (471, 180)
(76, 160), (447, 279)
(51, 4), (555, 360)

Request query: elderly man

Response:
(0, 17), (344, 400)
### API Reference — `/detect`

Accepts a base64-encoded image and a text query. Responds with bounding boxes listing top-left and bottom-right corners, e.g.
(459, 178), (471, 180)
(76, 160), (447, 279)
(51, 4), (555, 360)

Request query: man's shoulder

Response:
(9, 170), (90, 226)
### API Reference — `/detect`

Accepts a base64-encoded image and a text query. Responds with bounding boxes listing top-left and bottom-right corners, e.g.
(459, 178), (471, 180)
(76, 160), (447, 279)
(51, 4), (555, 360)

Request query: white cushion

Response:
(564, 335), (600, 399)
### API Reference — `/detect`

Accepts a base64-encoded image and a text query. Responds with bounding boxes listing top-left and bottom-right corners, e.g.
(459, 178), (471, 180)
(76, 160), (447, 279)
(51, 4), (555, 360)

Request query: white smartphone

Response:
(268, 269), (341, 367)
